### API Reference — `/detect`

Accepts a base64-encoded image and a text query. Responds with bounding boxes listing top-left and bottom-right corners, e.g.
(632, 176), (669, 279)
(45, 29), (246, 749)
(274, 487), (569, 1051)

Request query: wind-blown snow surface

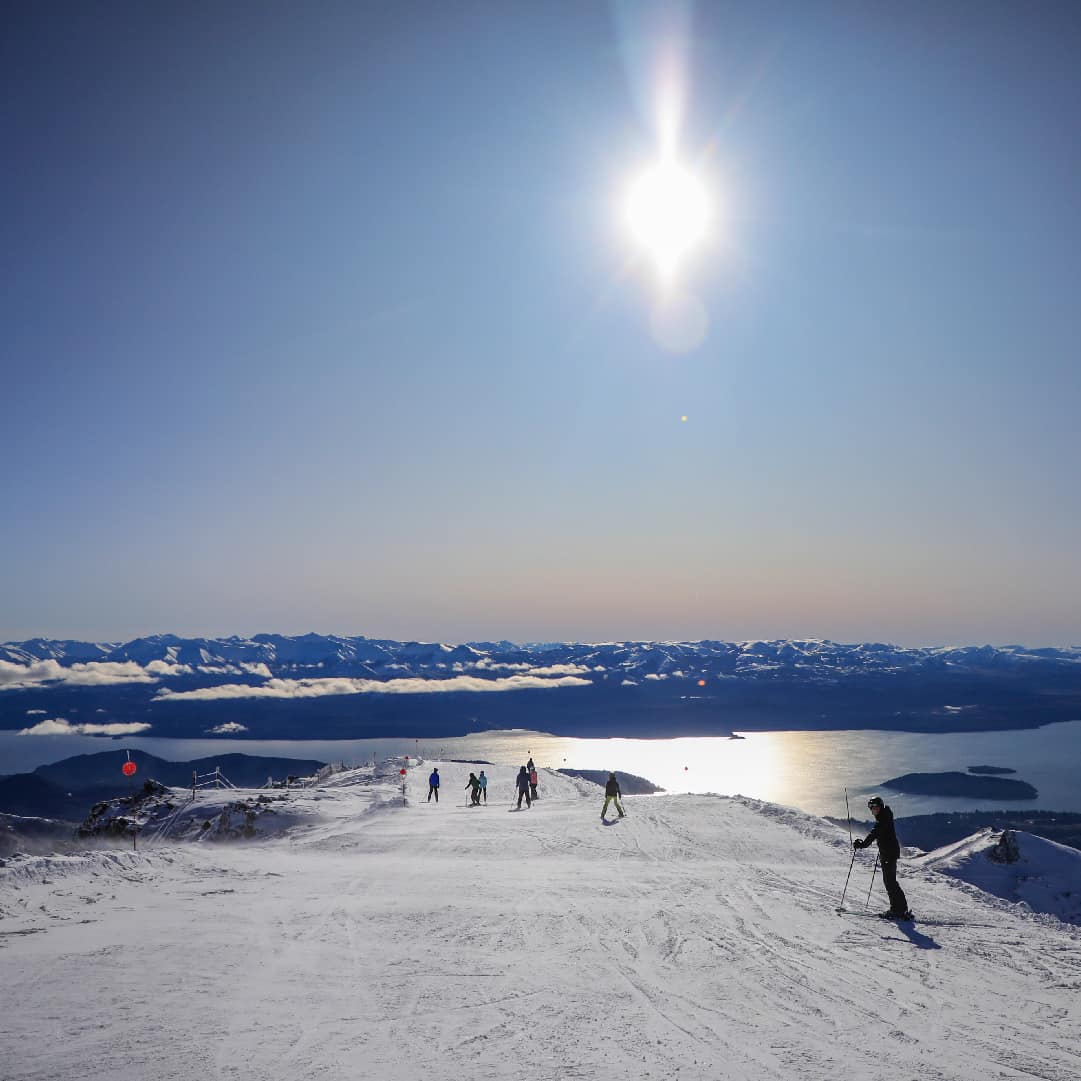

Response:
(2, 763), (1080, 1081)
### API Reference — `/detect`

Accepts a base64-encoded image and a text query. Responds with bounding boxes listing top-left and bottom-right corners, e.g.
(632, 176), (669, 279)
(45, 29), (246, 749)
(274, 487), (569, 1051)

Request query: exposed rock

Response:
(988, 830), (1021, 864)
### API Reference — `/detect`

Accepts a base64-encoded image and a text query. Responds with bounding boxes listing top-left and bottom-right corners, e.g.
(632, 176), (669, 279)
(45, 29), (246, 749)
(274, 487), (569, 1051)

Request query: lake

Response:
(4, 720), (1081, 819)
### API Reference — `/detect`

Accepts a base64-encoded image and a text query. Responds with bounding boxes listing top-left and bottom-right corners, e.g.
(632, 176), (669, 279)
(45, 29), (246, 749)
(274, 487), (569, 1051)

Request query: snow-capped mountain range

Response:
(3, 633), (1081, 678)
(3, 635), (1081, 741)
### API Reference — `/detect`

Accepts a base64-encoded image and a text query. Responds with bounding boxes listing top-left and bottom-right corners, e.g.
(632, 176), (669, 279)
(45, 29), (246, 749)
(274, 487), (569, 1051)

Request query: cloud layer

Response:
(156, 673), (592, 702)
(0, 658), (270, 691)
(18, 718), (153, 736)
(0, 659), (162, 690)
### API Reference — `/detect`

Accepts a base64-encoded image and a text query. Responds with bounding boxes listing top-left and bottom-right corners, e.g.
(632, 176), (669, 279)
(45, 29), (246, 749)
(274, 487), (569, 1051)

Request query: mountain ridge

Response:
(4, 634), (1081, 740)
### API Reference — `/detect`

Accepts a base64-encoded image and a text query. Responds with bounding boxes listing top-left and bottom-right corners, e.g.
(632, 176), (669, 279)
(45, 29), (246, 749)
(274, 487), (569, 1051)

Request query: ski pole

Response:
(838, 788), (856, 909)
(838, 848), (857, 910)
(864, 854), (879, 911)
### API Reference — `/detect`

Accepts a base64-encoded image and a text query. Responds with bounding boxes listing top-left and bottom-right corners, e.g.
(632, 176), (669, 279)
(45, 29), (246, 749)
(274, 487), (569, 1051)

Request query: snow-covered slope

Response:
(2, 763), (1080, 1081)
(914, 826), (1081, 925)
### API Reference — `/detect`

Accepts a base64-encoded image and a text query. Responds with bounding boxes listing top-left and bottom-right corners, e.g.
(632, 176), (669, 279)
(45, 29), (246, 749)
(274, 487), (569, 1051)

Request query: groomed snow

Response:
(2, 760), (1080, 1081)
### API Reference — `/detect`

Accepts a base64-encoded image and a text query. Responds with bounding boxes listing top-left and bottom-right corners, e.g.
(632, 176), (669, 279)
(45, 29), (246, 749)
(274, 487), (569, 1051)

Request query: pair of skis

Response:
(837, 907), (915, 921)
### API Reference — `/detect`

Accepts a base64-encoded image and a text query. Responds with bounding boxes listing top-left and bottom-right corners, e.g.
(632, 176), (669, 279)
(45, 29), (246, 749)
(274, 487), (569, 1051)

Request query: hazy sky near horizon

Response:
(3, 1), (1080, 648)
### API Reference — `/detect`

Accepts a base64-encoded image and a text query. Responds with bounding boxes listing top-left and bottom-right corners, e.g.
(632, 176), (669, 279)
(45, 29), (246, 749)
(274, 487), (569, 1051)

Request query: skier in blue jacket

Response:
(477, 770), (488, 803)
(427, 768), (440, 803)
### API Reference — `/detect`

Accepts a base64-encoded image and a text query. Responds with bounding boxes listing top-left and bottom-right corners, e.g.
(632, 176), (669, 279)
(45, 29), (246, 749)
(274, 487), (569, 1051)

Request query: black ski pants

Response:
(516, 788), (531, 808)
(880, 857), (908, 913)
(428, 785), (439, 802)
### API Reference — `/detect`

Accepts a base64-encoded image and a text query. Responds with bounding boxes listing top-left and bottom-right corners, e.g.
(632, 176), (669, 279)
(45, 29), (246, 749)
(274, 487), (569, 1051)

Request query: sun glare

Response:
(624, 160), (711, 282)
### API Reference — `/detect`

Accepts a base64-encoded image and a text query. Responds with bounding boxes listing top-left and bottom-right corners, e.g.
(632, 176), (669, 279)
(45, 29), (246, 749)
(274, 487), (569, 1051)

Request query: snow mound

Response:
(915, 827), (1081, 924)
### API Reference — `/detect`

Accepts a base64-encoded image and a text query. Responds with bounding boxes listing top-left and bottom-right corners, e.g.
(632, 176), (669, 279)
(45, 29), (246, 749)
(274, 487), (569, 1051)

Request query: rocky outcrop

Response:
(988, 830), (1021, 864)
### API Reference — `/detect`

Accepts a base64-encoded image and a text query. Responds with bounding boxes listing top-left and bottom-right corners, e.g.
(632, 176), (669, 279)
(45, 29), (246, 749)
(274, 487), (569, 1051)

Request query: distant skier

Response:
(526, 757), (535, 772)
(601, 773), (625, 819)
(465, 772), (482, 806)
(853, 795), (912, 919)
(529, 767), (539, 801)
(515, 766), (532, 809)
(478, 770), (488, 803)
(427, 768), (440, 803)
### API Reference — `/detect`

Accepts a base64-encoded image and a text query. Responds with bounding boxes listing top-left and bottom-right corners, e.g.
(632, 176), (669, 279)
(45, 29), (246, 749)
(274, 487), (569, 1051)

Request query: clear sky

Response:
(3, 1), (1080, 647)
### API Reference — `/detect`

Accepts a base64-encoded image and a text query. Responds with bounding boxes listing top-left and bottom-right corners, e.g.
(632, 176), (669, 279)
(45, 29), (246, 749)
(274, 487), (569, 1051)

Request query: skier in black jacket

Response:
(853, 796), (911, 919)
(514, 766), (532, 809)
(601, 773), (625, 819)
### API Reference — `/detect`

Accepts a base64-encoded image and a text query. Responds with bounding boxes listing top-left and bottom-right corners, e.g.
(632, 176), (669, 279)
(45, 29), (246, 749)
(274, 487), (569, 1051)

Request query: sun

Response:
(623, 159), (711, 282)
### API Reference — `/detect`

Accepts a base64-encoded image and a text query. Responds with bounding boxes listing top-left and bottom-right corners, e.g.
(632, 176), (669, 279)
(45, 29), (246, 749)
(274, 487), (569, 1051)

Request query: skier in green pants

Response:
(601, 773), (625, 819)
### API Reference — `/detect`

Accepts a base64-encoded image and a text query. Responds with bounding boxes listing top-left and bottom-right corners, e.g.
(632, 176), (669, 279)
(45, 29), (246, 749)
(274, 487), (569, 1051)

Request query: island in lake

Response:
(880, 771), (1037, 800)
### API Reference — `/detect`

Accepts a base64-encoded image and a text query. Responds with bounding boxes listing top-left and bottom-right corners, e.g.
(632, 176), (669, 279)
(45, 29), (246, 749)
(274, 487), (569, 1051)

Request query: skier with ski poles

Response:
(853, 795), (912, 920)
(427, 768), (440, 803)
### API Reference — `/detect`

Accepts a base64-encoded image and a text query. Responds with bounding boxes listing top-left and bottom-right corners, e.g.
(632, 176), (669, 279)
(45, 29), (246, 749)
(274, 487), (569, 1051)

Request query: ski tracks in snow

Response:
(2, 764), (1080, 1081)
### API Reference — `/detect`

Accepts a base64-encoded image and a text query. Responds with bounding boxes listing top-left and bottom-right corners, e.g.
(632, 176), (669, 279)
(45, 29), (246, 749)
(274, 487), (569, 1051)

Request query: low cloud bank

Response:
(1, 659), (159, 690)
(0, 657), (261, 692)
(467, 660), (531, 673)
(524, 664), (599, 677)
(19, 718), (153, 736)
(156, 673), (592, 703)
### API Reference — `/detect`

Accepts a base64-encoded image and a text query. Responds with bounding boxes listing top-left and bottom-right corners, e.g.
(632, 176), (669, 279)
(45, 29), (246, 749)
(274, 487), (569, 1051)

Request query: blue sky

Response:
(3, 1), (1080, 646)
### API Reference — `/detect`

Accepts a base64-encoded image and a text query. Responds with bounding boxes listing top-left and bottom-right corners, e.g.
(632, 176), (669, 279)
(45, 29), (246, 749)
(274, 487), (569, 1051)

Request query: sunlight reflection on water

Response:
(4, 722), (1080, 819)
